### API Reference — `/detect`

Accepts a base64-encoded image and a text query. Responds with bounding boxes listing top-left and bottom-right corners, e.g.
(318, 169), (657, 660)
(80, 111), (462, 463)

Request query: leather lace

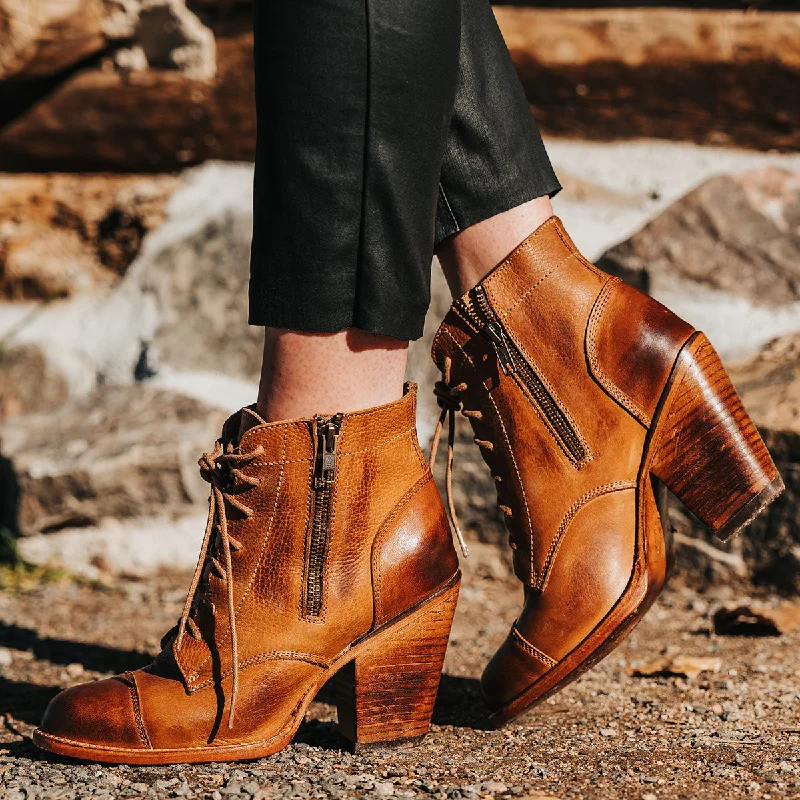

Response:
(429, 357), (470, 559)
(430, 356), (516, 556)
(175, 439), (264, 729)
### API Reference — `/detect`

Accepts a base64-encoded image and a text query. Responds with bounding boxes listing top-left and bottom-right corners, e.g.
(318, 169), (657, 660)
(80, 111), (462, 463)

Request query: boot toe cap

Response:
(39, 674), (148, 750)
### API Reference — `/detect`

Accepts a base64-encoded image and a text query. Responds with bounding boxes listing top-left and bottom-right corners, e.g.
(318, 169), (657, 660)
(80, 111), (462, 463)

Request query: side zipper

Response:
(455, 285), (587, 464)
(305, 413), (343, 618)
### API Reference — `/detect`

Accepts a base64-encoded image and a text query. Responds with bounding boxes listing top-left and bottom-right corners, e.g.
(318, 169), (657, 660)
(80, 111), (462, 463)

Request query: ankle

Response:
(437, 195), (554, 298)
(256, 327), (409, 422)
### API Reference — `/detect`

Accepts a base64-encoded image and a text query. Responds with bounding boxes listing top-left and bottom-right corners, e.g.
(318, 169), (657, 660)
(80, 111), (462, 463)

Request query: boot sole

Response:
(487, 332), (783, 727)
(33, 573), (460, 765)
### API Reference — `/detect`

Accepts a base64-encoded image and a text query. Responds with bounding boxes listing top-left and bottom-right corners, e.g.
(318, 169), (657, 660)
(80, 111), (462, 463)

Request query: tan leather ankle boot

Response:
(431, 216), (782, 727)
(34, 385), (460, 764)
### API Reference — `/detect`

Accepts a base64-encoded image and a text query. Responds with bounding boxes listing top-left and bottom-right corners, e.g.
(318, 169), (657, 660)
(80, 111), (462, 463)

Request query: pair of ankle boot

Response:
(35, 218), (782, 764)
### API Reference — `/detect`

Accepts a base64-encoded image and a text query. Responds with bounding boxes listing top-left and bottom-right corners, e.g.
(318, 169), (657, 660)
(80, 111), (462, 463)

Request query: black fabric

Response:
(249, 0), (561, 341)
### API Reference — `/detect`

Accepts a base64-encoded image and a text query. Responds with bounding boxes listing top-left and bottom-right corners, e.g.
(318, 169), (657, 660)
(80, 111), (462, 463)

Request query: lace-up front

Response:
(174, 439), (264, 728)
(430, 355), (519, 557)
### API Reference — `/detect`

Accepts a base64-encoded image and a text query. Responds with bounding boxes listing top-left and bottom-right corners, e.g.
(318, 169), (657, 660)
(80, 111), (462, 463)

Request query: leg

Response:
(433, 0), (561, 298)
(256, 328), (407, 421)
(249, 0), (461, 419)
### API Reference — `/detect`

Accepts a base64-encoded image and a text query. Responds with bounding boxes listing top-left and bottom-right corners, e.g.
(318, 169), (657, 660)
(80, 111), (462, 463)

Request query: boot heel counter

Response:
(586, 277), (695, 428)
(371, 474), (459, 627)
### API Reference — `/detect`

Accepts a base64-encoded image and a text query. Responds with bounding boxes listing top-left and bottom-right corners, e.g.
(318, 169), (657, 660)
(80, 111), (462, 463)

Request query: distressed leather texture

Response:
(38, 384), (459, 754)
(431, 216), (694, 713)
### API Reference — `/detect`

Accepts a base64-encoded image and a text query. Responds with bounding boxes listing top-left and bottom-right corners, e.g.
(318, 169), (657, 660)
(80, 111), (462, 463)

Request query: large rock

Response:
(0, 384), (228, 535)
(4, 7), (800, 170)
(497, 6), (800, 151)
(0, 0), (106, 81)
(0, 173), (180, 299)
(0, 29), (251, 171)
(0, 163), (256, 433)
(597, 166), (800, 361)
(138, 208), (262, 378)
(724, 334), (800, 594)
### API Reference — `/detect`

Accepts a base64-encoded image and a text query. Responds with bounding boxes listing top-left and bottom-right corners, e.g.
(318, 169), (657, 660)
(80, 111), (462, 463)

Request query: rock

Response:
(598, 166), (800, 361)
(0, 383), (228, 535)
(0, 164), (256, 429)
(627, 655), (722, 680)
(0, 173), (180, 300)
(598, 167), (800, 308)
(7, 7), (800, 171)
(0, 345), (69, 422)
(136, 0), (217, 80)
(136, 208), (262, 379)
(714, 599), (800, 637)
(0, 0), (107, 81)
(0, 0), (215, 82)
(664, 332), (800, 595)
(0, 29), (253, 171)
(496, 7), (800, 151)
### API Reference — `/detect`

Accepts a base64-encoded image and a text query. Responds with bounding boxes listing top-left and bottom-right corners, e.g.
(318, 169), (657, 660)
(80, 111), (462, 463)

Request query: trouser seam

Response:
(438, 182), (460, 234)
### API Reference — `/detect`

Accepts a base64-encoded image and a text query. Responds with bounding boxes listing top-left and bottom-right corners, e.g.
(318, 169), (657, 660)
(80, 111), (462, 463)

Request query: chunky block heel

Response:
(335, 578), (460, 749)
(650, 333), (784, 542)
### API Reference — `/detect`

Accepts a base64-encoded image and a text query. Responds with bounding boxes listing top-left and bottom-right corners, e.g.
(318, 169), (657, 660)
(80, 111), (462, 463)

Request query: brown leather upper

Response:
(431, 216), (694, 712)
(40, 384), (459, 753)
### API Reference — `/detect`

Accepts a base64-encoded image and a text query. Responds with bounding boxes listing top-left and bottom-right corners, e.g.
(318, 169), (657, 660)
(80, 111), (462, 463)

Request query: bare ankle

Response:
(256, 327), (409, 422)
(437, 195), (554, 298)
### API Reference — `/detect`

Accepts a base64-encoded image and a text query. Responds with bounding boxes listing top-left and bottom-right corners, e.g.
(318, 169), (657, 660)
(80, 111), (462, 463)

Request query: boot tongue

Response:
(238, 406), (268, 440)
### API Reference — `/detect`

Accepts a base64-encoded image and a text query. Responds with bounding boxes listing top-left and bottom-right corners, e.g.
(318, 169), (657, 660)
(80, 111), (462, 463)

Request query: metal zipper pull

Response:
(314, 414), (343, 489)
(484, 323), (516, 376)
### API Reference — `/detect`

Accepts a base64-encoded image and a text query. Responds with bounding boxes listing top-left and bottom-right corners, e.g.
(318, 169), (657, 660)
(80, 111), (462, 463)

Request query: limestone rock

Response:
(137, 208), (262, 379)
(0, 384), (228, 535)
(597, 166), (800, 361)
(598, 167), (800, 306)
(0, 173), (180, 300)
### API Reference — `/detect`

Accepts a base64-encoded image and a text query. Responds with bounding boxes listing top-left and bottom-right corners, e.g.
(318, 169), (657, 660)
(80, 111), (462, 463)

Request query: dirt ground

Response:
(1, 546), (799, 800)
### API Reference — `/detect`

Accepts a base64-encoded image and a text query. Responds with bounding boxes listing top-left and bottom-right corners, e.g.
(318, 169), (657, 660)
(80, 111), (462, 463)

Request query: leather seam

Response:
(494, 252), (576, 319)
(537, 480), (637, 591)
(124, 672), (153, 749)
(511, 626), (557, 667)
(185, 651), (330, 693)
(481, 217), (566, 291)
(180, 428), (288, 684)
(586, 277), (652, 428)
(371, 471), (436, 626)
(441, 328), (537, 584)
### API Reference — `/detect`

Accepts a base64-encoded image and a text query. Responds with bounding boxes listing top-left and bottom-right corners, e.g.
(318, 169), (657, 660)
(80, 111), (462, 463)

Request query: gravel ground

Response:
(1, 546), (799, 800)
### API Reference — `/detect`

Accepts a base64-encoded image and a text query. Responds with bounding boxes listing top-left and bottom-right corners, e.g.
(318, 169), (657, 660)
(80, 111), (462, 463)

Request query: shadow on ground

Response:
(0, 622), (152, 674)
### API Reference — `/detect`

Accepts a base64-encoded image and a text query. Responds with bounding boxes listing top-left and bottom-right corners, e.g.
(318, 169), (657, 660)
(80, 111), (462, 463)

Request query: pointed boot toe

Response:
(36, 674), (148, 756)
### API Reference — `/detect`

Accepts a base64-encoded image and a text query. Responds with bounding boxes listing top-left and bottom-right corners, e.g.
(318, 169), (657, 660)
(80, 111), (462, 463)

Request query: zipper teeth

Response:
(304, 414), (342, 618)
(514, 358), (586, 461)
(472, 285), (586, 463)
(305, 486), (330, 617)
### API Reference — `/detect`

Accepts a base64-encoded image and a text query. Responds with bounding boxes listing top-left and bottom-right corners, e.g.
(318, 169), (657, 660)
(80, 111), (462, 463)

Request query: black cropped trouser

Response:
(249, 0), (561, 341)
